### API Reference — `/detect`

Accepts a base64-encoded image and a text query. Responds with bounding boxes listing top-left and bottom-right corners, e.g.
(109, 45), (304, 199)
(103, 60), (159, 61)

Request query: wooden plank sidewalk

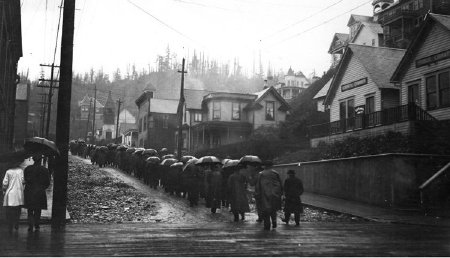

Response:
(1, 222), (450, 256)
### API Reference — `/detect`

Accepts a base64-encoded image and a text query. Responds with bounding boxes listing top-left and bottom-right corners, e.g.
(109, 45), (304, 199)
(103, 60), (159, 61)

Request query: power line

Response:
(53, 0), (64, 63)
(172, 0), (233, 12)
(262, 0), (344, 41)
(127, 0), (201, 47)
(269, 0), (372, 48)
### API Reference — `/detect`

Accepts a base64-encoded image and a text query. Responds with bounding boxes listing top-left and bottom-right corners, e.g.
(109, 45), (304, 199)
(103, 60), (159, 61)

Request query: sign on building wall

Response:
(416, 49), (450, 68)
(341, 77), (368, 92)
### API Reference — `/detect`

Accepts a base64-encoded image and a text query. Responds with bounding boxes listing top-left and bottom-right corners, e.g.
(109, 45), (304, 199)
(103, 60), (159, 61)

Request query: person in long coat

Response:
(184, 163), (202, 207)
(255, 160), (282, 231)
(24, 155), (50, 232)
(2, 158), (25, 232)
(282, 170), (304, 226)
(227, 167), (250, 222)
(205, 164), (223, 213)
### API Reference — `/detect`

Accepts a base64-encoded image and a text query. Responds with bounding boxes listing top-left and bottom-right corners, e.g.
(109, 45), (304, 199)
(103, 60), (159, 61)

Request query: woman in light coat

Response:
(2, 158), (25, 232)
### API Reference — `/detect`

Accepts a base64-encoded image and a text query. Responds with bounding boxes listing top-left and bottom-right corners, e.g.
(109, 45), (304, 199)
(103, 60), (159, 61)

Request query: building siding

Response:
(400, 24), (450, 122)
(330, 56), (382, 122)
(353, 26), (380, 47)
(252, 94), (286, 129)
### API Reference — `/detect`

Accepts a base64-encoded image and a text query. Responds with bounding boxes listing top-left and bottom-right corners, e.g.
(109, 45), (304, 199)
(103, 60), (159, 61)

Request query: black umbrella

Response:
(23, 137), (60, 156)
(238, 155), (262, 166)
(223, 159), (240, 169)
(146, 156), (161, 164)
(180, 155), (196, 164)
(162, 154), (175, 160)
(161, 158), (178, 166)
(125, 148), (136, 154)
(195, 156), (221, 166)
(143, 149), (158, 156)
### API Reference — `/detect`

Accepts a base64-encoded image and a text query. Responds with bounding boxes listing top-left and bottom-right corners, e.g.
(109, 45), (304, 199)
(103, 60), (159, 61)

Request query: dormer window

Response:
(232, 102), (241, 120)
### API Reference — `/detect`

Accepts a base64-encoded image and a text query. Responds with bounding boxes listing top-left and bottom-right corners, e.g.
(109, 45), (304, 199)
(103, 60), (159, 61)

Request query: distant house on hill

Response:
(273, 67), (310, 101)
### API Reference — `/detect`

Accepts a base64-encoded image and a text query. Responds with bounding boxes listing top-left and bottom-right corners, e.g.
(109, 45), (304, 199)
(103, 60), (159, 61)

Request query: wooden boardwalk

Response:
(1, 222), (450, 256)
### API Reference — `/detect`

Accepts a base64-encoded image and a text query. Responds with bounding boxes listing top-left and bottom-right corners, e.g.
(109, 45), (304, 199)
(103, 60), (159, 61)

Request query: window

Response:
(426, 71), (450, 109)
(194, 112), (202, 122)
(365, 96), (375, 114)
(339, 98), (355, 130)
(213, 102), (221, 120)
(143, 116), (147, 131)
(408, 84), (420, 105)
(372, 39), (376, 46)
(106, 131), (112, 140)
(148, 116), (154, 128)
(232, 102), (241, 120)
(266, 101), (275, 121)
(138, 118), (143, 133)
(439, 72), (450, 106)
(162, 115), (169, 128)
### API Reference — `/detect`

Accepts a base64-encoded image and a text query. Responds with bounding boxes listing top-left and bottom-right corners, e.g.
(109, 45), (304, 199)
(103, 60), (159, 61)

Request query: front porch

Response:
(310, 104), (436, 147)
(189, 121), (253, 153)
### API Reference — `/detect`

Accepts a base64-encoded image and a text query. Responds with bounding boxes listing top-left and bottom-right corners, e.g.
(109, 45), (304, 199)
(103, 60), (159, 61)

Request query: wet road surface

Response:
(1, 222), (450, 256)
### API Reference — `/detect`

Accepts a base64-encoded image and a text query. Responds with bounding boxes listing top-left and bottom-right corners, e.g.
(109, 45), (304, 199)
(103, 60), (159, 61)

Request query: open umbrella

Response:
(99, 146), (108, 152)
(221, 158), (231, 165)
(146, 156), (161, 164)
(223, 159), (241, 169)
(143, 149), (158, 156)
(195, 156), (221, 166)
(133, 148), (145, 155)
(162, 154), (175, 160)
(23, 137), (60, 156)
(170, 162), (184, 168)
(238, 155), (262, 166)
(182, 157), (198, 171)
(161, 158), (178, 166)
(180, 155), (196, 164)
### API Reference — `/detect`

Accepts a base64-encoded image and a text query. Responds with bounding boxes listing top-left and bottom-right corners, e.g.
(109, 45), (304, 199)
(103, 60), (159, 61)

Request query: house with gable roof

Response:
(187, 86), (290, 152)
(309, 44), (436, 147)
(391, 13), (450, 121)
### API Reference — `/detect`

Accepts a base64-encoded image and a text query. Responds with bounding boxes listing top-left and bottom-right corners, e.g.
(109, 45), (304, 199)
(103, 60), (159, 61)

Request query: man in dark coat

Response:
(227, 167), (250, 222)
(24, 155), (50, 232)
(282, 170), (304, 226)
(255, 160), (282, 231)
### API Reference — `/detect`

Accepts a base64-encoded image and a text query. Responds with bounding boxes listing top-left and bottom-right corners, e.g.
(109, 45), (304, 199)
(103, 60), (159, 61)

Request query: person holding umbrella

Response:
(226, 160), (250, 222)
(24, 155), (50, 232)
(255, 160), (282, 231)
(2, 156), (26, 233)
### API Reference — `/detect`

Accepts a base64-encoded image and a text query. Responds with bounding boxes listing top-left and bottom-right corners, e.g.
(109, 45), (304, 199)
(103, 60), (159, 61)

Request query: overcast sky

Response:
(19, 0), (374, 80)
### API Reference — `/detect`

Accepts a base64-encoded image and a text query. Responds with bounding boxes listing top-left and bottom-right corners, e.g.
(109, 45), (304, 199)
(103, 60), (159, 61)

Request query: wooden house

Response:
(391, 13), (450, 120)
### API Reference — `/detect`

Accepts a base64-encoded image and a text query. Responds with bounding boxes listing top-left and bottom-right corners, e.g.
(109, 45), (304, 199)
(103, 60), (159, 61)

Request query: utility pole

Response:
(115, 98), (122, 143)
(91, 83), (97, 143)
(38, 64), (60, 139)
(177, 58), (186, 160)
(37, 94), (48, 137)
(85, 97), (92, 141)
(52, 0), (75, 228)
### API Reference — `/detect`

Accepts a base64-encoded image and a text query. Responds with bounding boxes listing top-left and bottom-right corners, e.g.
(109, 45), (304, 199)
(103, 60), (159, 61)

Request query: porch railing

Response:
(309, 104), (436, 138)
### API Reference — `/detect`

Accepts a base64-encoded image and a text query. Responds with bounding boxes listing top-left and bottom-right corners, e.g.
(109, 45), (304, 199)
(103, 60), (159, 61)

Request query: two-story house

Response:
(186, 86), (290, 152)
(135, 90), (179, 150)
(391, 13), (450, 120)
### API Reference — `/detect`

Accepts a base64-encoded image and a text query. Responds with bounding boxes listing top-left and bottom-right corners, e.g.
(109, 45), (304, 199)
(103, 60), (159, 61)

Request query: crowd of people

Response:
(69, 140), (305, 230)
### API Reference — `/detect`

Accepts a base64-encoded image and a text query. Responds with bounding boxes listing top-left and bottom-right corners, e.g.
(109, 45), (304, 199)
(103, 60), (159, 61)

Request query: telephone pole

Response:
(177, 58), (186, 160)
(91, 83), (97, 143)
(115, 98), (122, 143)
(38, 63), (60, 139)
(37, 93), (48, 137)
(85, 97), (92, 141)
(53, 0), (76, 228)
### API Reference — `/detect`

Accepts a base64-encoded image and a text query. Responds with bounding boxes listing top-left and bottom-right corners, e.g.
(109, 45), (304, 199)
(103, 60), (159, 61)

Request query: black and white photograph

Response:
(1, 0), (450, 256)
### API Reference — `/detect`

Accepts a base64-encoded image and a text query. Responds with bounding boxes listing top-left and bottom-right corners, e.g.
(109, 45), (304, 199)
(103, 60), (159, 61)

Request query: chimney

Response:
(263, 79), (268, 89)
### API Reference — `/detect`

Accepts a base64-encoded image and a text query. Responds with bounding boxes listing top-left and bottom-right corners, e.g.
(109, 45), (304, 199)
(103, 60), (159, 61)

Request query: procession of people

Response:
(2, 137), (305, 233)
(68, 140), (305, 231)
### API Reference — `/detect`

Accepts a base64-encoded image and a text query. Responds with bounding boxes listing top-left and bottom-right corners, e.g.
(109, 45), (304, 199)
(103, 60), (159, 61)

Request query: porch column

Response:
(227, 127), (230, 144)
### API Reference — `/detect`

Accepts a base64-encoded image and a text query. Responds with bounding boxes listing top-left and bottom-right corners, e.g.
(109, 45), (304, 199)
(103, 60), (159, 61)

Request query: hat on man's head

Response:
(287, 170), (295, 175)
(262, 160), (273, 167)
